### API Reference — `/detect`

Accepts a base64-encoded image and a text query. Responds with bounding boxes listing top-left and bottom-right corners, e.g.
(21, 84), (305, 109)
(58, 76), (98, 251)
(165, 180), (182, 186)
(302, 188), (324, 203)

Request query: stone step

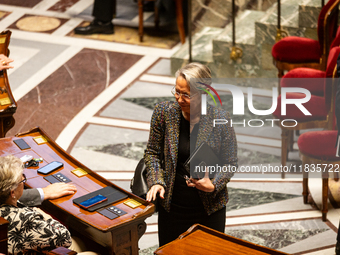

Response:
(255, 0), (319, 46)
(171, 26), (223, 74)
(171, 26), (277, 78)
(213, 10), (265, 65)
(299, 0), (322, 28)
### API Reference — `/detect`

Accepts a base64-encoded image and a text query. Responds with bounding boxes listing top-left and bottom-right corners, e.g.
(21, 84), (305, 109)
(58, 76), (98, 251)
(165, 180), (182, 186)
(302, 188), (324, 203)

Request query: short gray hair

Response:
(175, 62), (212, 93)
(0, 155), (23, 203)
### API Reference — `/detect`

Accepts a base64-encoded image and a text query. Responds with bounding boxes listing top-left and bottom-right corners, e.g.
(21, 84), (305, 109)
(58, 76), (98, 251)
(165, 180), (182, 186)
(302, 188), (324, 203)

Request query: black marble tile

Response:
(122, 97), (174, 110)
(84, 141), (279, 167)
(224, 229), (329, 250)
(85, 142), (147, 161)
(226, 188), (301, 212)
(139, 245), (158, 255)
(238, 148), (280, 165)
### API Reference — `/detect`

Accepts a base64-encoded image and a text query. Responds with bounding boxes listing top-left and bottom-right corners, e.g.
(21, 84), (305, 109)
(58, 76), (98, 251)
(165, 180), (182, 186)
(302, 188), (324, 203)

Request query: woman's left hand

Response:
(186, 177), (215, 192)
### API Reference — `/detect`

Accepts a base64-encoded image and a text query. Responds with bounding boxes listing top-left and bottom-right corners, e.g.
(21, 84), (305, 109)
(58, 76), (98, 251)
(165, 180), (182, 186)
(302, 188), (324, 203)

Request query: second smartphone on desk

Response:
(37, 161), (64, 174)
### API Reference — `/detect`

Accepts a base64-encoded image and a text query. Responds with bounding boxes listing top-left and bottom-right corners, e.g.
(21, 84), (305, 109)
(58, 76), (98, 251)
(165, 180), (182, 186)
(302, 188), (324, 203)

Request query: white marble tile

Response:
(13, 45), (82, 100)
(89, 117), (150, 131)
(7, 45), (39, 76)
(227, 197), (311, 217)
(71, 147), (139, 171)
(227, 211), (322, 226)
(227, 181), (303, 195)
(73, 125), (149, 148)
(32, 0), (60, 11)
(147, 59), (172, 76)
(140, 74), (176, 85)
(11, 29), (177, 57)
(97, 171), (134, 180)
(226, 219), (330, 230)
(236, 133), (281, 148)
(9, 38), (69, 90)
(99, 98), (153, 122)
(279, 230), (337, 254)
(0, 9), (26, 32)
(304, 247), (336, 255)
(52, 18), (83, 36)
(119, 81), (173, 98)
(139, 232), (158, 250)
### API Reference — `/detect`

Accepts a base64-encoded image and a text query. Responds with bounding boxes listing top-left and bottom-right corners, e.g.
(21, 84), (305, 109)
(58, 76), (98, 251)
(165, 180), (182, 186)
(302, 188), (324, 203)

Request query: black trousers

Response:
(93, 0), (116, 22)
(158, 204), (226, 247)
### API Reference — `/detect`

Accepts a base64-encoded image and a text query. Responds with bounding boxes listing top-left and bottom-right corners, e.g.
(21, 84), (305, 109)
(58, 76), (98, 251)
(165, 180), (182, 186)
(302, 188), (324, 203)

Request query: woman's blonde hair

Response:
(175, 62), (212, 93)
(0, 155), (23, 203)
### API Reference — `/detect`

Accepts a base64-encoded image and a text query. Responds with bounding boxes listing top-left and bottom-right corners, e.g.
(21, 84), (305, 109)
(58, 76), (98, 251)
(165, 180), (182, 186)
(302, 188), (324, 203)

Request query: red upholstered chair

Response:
(297, 128), (339, 221)
(279, 26), (340, 96)
(272, 46), (340, 177)
(272, 0), (340, 77)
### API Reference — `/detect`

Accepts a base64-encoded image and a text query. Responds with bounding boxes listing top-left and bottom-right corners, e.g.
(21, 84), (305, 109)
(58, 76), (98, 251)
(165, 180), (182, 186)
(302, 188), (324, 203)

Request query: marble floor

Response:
(1, 0), (340, 255)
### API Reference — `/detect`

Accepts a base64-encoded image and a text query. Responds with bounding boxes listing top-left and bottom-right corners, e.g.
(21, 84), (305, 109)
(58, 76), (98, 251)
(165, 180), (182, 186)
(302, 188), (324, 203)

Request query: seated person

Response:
(0, 155), (99, 255)
(0, 155), (72, 254)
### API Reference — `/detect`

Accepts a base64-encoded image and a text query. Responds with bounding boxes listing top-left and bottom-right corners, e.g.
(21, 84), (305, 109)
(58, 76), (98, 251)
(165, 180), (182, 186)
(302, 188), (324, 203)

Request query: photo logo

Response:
(198, 82), (222, 106)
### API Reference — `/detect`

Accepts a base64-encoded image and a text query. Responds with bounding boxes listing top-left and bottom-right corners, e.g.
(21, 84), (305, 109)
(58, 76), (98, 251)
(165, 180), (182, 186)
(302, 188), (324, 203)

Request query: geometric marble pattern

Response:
(224, 229), (329, 250)
(227, 188), (301, 211)
(82, 143), (280, 165)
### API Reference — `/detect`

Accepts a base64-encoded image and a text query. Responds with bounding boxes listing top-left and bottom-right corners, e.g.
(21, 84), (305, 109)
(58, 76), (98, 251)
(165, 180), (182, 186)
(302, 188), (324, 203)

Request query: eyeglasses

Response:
(18, 174), (27, 184)
(171, 86), (197, 100)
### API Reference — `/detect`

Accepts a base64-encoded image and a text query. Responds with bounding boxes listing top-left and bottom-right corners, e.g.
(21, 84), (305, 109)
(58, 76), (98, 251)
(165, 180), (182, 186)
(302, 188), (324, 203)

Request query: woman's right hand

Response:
(146, 184), (165, 202)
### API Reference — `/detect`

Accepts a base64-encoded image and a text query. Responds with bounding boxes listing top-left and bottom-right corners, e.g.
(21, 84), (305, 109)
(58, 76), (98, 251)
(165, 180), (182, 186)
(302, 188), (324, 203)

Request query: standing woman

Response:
(145, 62), (238, 246)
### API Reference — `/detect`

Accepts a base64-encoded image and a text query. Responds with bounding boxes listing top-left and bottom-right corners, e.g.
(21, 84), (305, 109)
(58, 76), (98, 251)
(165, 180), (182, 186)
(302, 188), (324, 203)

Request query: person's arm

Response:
(144, 103), (168, 201)
(20, 183), (77, 207)
(19, 188), (42, 206)
(144, 103), (167, 189)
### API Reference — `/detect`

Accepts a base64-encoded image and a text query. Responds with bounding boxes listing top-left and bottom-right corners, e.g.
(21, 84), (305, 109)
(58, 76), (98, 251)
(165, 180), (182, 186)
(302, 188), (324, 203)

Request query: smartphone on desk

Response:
(37, 161), (63, 175)
(79, 194), (108, 209)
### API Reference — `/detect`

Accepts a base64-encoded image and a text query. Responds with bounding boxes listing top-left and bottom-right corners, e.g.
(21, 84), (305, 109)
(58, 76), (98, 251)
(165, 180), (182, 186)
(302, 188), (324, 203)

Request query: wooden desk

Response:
(0, 30), (16, 138)
(0, 127), (155, 255)
(155, 224), (290, 255)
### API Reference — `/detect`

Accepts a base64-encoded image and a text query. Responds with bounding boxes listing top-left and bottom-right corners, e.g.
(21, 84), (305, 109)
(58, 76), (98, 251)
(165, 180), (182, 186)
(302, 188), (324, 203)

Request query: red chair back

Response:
(324, 47), (340, 114)
(330, 25), (340, 49)
(318, 0), (340, 62)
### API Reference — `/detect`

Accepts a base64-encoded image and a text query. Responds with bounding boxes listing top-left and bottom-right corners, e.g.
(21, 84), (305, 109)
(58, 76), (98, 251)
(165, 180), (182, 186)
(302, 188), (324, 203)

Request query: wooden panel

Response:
(155, 224), (290, 255)
(0, 30), (17, 138)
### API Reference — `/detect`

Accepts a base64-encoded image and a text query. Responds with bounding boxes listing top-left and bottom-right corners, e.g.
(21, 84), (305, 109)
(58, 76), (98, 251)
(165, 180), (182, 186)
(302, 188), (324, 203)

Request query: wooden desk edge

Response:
(155, 224), (291, 255)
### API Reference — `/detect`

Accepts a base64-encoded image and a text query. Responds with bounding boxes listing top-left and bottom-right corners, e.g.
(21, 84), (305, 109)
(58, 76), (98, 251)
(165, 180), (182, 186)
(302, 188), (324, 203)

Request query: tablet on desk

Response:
(73, 186), (128, 212)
